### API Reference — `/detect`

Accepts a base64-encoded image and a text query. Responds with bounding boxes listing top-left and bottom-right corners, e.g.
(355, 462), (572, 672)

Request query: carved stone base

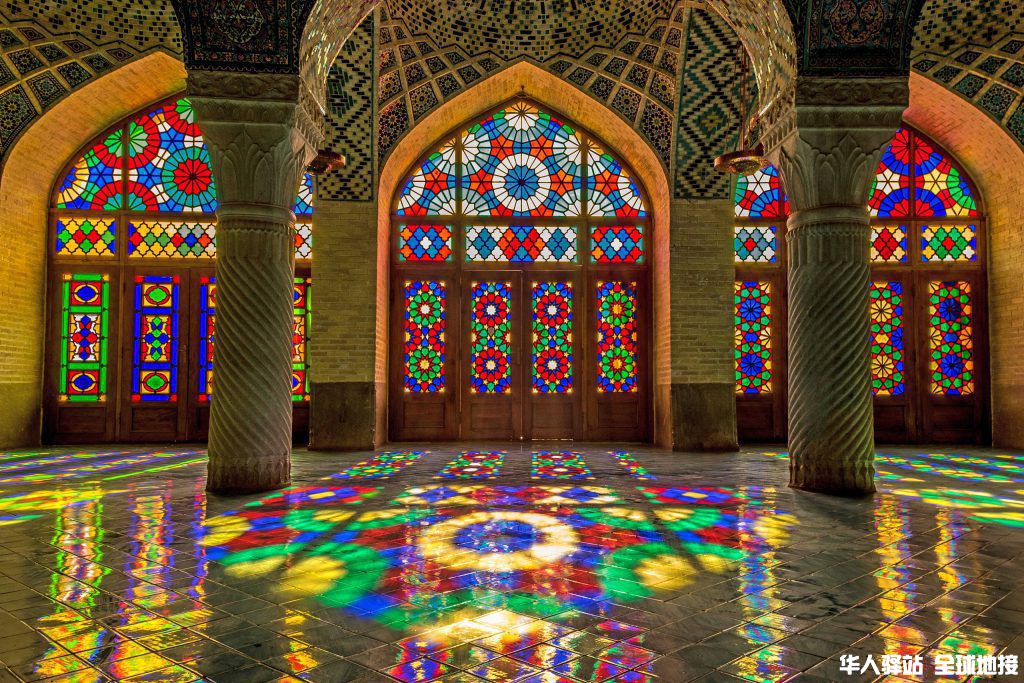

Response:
(206, 451), (290, 495)
(671, 382), (739, 452)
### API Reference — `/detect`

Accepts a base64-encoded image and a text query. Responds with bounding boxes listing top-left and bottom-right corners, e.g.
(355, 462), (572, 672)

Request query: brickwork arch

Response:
(0, 51), (184, 447)
(905, 72), (1024, 449)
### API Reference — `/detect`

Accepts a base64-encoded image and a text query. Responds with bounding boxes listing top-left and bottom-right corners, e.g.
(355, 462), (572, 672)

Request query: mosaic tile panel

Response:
(320, 14), (376, 202)
(674, 7), (745, 200)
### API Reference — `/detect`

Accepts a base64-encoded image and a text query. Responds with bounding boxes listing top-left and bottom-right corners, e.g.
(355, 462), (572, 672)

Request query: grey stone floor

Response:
(1, 443), (1023, 683)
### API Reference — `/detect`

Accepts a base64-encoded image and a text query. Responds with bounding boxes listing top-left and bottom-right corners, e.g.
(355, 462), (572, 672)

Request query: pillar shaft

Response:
(773, 77), (908, 495)
(786, 212), (874, 492)
(188, 72), (321, 494)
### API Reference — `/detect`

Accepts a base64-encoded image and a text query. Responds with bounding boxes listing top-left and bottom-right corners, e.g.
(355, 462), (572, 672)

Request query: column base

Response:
(671, 382), (738, 452)
(206, 455), (291, 495)
(309, 381), (383, 451)
(790, 478), (876, 497)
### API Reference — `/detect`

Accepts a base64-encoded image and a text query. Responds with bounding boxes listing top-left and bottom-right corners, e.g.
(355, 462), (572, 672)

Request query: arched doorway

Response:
(388, 99), (651, 441)
(733, 125), (989, 444)
(43, 96), (315, 444)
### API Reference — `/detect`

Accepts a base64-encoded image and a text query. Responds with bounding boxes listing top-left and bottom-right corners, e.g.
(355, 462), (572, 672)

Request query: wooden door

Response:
(461, 272), (522, 440)
(118, 266), (189, 441)
(587, 272), (649, 441)
(390, 269), (459, 440)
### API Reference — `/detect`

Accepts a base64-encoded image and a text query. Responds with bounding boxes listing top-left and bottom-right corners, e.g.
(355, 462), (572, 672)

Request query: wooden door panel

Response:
(390, 271), (458, 440)
(44, 267), (120, 444)
(118, 267), (188, 442)
(587, 272), (648, 441)
(462, 274), (521, 440)
(525, 274), (580, 440)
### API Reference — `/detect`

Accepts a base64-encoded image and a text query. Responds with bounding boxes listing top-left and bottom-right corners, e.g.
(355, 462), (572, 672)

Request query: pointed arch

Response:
(376, 62), (673, 443)
(0, 52), (185, 447)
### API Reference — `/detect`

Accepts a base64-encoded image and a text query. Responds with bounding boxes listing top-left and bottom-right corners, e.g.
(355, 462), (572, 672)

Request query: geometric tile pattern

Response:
(0, 7), (179, 158)
(319, 13), (376, 202)
(912, 0), (1024, 148)
(674, 7), (746, 199)
(374, 2), (683, 174)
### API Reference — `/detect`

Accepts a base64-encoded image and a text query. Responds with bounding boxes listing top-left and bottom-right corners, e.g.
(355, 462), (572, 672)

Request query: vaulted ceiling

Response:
(0, 0), (1020, 185)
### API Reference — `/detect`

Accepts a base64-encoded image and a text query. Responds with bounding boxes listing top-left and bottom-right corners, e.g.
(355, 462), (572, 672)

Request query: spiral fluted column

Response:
(188, 72), (322, 493)
(786, 211), (875, 492)
(771, 77), (909, 495)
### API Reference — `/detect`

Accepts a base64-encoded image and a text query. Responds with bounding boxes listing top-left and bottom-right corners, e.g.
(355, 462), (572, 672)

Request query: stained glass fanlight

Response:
(54, 96), (316, 261)
(463, 101), (583, 217)
(734, 165), (788, 220)
(869, 128), (913, 218)
(56, 131), (125, 210)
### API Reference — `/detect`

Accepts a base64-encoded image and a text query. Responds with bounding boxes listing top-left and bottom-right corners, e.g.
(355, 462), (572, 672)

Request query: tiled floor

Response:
(1, 444), (1023, 683)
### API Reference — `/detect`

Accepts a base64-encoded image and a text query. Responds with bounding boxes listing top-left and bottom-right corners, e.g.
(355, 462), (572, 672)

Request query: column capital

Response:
(773, 76), (908, 215)
(187, 71), (322, 209)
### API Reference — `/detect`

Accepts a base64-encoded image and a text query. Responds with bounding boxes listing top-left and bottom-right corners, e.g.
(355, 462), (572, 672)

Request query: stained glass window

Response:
(198, 276), (215, 402)
(591, 225), (644, 263)
(532, 282), (573, 393)
(462, 102), (583, 217)
(734, 165), (788, 219)
(131, 275), (180, 402)
(587, 143), (647, 217)
(56, 218), (116, 256)
(596, 281), (638, 393)
(127, 221), (216, 258)
(732, 126), (985, 433)
(292, 277), (312, 401)
(928, 281), (974, 396)
(734, 226), (776, 263)
(466, 226), (577, 262)
(871, 225), (907, 263)
(399, 224), (452, 262)
(869, 128), (913, 218)
(396, 139), (457, 216)
(734, 281), (771, 394)
(404, 281), (446, 393)
(470, 282), (512, 394)
(60, 274), (109, 402)
(294, 222), (313, 260)
(56, 131), (124, 210)
(294, 173), (314, 216)
(870, 282), (904, 396)
(913, 136), (978, 217)
(921, 224), (977, 262)
(127, 99), (217, 213)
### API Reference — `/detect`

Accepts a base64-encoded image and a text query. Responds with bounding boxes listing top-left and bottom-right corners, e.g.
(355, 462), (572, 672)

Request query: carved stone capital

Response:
(762, 75), (908, 176)
(187, 72), (323, 204)
(775, 123), (902, 215)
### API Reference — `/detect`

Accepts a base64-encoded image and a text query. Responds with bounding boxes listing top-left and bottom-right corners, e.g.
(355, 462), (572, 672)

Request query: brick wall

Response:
(0, 53), (183, 447)
(668, 198), (735, 383)
(309, 200), (379, 383)
(906, 73), (1024, 448)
